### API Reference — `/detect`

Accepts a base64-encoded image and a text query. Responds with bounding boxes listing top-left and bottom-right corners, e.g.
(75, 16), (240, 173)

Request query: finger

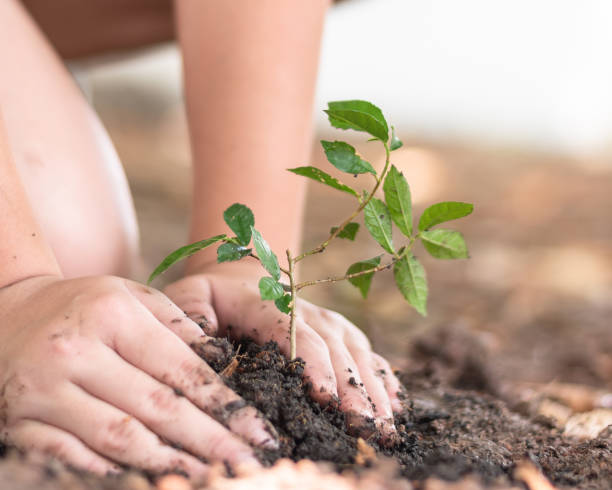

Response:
(346, 348), (397, 440)
(298, 307), (381, 436)
(124, 281), (227, 365)
(7, 419), (119, 475)
(314, 336), (378, 437)
(73, 342), (267, 466)
(21, 383), (210, 481)
(124, 281), (209, 342)
(333, 315), (398, 439)
(371, 352), (405, 414)
(110, 301), (277, 450)
(163, 277), (219, 336)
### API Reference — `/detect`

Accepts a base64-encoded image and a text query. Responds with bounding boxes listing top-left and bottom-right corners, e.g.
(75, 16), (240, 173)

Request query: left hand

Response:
(163, 261), (404, 441)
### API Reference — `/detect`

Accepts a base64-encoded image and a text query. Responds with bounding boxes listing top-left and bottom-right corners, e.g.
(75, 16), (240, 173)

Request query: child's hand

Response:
(0, 275), (276, 479)
(165, 261), (404, 441)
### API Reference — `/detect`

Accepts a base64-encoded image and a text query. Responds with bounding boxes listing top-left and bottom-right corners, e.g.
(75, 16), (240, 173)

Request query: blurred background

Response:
(71, 0), (611, 394)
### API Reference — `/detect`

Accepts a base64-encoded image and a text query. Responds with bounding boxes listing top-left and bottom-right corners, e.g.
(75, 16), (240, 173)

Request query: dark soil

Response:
(201, 337), (612, 489)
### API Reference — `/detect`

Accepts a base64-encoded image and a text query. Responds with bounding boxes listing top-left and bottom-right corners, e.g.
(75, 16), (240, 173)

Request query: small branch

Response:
(295, 258), (395, 291)
(295, 234), (415, 292)
(286, 250), (298, 360)
(294, 141), (392, 263)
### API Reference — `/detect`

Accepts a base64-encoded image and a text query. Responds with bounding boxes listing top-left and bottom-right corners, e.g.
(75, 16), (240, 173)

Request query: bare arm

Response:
(176, 0), (330, 271)
(168, 1), (404, 441)
(0, 112), (60, 288)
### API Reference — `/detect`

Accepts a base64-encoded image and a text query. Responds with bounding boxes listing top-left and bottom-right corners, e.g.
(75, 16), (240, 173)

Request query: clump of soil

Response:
(210, 339), (358, 466)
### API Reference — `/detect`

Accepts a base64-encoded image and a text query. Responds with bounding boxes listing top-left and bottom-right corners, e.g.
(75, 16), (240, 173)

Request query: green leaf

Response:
(418, 202), (474, 231)
(223, 203), (254, 246)
(287, 166), (359, 197)
(258, 277), (285, 300)
(251, 227), (280, 281)
(325, 100), (389, 142)
(330, 222), (360, 241)
(383, 165), (412, 237)
(148, 234), (227, 284)
(274, 294), (292, 314)
(217, 242), (251, 263)
(393, 254), (428, 316)
(390, 126), (403, 151)
(346, 256), (381, 298)
(364, 198), (394, 254)
(320, 140), (376, 175)
(420, 229), (468, 259)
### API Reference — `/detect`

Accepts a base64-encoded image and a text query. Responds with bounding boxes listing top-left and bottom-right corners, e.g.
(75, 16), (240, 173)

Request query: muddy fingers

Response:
(6, 420), (120, 475)
(19, 383), (210, 480)
(72, 343), (274, 460)
(109, 304), (277, 450)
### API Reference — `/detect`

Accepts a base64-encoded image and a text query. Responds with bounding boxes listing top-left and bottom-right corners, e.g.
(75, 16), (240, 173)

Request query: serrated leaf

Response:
(148, 234), (227, 284)
(420, 229), (468, 259)
(418, 202), (474, 231)
(346, 256), (382, 299)
(258, 277), (285, 300)
(223, 203), (254, 246)
(383, 165), (412, 237)
(287, 166), (359, 197)
(320, 140), (376, 175)
(251, 227), (280, 281)
(330, 222), (360, 241)
(364, 198), (394, 254)
(217, 242), (251, 263)
(390, 126), (403, 151)
(394, 254), (428, 316)
(325, 100), (389, 142)
(274, 294), (292, 314)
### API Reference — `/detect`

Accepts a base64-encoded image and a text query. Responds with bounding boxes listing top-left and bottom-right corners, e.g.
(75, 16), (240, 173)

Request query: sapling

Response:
(149, 100), (473, 361)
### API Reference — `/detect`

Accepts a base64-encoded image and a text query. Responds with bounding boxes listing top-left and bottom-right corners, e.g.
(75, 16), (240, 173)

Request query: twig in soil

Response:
(514, 461), (557, 490)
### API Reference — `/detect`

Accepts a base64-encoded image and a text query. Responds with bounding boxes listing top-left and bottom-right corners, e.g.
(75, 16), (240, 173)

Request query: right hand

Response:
(0, 275), (276, 480)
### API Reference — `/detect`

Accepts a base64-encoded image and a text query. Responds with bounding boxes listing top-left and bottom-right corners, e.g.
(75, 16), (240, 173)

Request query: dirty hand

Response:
(164, 261), (404, 440)
(0, 275), (278, 479)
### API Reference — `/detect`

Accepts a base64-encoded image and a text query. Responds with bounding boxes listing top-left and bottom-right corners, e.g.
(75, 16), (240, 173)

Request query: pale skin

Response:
(0, 0), (403, 480)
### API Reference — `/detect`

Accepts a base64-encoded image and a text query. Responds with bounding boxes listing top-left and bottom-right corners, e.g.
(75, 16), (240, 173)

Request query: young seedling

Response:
(148, 100), (473, 361)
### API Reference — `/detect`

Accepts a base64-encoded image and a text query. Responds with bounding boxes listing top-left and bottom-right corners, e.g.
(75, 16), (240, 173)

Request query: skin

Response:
(1, 0), (404, 478)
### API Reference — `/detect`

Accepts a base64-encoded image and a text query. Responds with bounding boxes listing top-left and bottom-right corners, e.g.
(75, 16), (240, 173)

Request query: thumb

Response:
(164, 275), (219, 337)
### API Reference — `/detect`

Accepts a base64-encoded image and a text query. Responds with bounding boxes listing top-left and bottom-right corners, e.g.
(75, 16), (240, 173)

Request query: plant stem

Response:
(294, 239), (413, 291)
(286, 249), (298, 360)
(294, 141), (392, 263)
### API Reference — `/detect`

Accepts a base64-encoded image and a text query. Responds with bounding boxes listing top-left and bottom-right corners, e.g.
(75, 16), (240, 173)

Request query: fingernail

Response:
(345, 411), (377, 439)
(190, 338), (232, 368)
(391, 397), (404, 413)
(258, 419), (280, 450)
(226, 406), (280, 450)
(186, 313), (215, 335)
(378, 418), (400, 447)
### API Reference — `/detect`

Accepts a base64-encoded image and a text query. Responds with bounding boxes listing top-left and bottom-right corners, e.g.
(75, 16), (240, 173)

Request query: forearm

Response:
(0, 113), (60, 288)
(175, 0), (330, 271)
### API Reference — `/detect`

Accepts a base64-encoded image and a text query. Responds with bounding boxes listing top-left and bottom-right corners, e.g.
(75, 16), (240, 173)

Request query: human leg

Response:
(0, 0), (139, 278)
